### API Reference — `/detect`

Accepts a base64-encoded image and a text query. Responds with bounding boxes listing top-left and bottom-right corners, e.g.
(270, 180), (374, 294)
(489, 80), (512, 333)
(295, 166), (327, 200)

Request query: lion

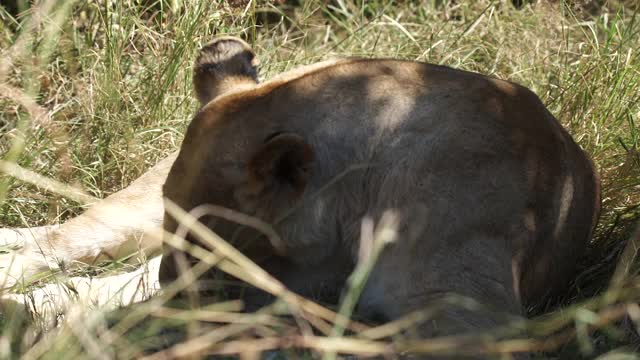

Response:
(0, 37), (600, 359)
(158, 37), (600, 358)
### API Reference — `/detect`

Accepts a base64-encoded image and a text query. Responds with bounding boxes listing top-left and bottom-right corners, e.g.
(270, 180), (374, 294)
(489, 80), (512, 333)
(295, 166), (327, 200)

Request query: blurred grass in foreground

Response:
(0, 0), (639, 359)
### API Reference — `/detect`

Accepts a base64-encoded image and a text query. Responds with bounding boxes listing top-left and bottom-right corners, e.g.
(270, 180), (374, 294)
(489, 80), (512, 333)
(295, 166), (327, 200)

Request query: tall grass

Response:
(0, 0), (639, 359)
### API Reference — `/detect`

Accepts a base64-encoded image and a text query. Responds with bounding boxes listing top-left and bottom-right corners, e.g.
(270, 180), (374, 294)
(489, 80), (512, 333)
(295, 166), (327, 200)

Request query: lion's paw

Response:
(0, 250), (54, 289)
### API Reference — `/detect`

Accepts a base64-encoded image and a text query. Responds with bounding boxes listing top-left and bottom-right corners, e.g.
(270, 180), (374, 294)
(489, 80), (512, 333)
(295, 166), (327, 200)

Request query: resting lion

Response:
(0, 37), (600, 359)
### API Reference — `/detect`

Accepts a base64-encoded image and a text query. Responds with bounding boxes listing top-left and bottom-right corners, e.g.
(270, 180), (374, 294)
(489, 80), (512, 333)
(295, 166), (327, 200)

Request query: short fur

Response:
(160, 38), (601, 359)
(0, 37), (600, 359)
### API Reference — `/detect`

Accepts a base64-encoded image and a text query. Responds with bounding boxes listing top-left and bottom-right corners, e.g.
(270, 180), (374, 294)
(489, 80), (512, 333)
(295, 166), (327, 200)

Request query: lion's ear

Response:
(193, 36), (259, 106)
(248, 133), (314, 196)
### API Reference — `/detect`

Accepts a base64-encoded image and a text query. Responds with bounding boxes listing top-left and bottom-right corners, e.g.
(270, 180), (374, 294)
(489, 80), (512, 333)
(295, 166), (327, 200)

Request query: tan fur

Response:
(0, 153), (174, 287)
(192, 36), (259, 106)
(1, 257), (160, 325)
(0, 37), (600, 359)
(160, 38), (601, 359)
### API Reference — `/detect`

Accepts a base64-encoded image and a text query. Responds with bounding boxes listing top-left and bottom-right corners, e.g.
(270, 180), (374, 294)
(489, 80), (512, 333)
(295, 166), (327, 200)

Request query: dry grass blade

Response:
(0, 0), (58, 81)
(323, 211), (399, 360)
(175, 203), (286, 255)
(164, 199), (368, 333)
(0, 83), (50, 126)
(207, 335), (391, 358)
(609, 223), (640, 290)
(140, 322), (262, 360)
(151, 307), (284, 326)
(0, 160), (97, 205)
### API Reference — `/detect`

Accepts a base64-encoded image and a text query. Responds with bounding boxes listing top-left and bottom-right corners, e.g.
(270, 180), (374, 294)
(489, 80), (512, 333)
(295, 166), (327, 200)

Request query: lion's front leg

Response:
(0, 256), (161, 324)
(0, 153), (175, 288)
(0, 225), (59, 248)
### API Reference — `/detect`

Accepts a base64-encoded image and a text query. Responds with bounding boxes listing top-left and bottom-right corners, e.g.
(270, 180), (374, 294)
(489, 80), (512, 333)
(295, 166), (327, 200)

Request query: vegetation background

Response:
(0, 0), (639, 359)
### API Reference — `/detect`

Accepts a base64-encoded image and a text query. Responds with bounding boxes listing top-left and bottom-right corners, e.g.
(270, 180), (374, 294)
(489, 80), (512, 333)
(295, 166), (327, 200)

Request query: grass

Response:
(0, 0), (639, 358)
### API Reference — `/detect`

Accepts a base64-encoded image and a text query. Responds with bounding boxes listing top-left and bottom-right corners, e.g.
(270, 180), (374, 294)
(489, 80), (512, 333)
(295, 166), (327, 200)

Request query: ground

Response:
(0, 0), (639, 359)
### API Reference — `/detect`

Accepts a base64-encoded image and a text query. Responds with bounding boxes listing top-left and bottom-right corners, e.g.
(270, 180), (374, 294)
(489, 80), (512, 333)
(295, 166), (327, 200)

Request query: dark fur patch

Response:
(193, 37), (259, 105)
(248, 133), (314, 195)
